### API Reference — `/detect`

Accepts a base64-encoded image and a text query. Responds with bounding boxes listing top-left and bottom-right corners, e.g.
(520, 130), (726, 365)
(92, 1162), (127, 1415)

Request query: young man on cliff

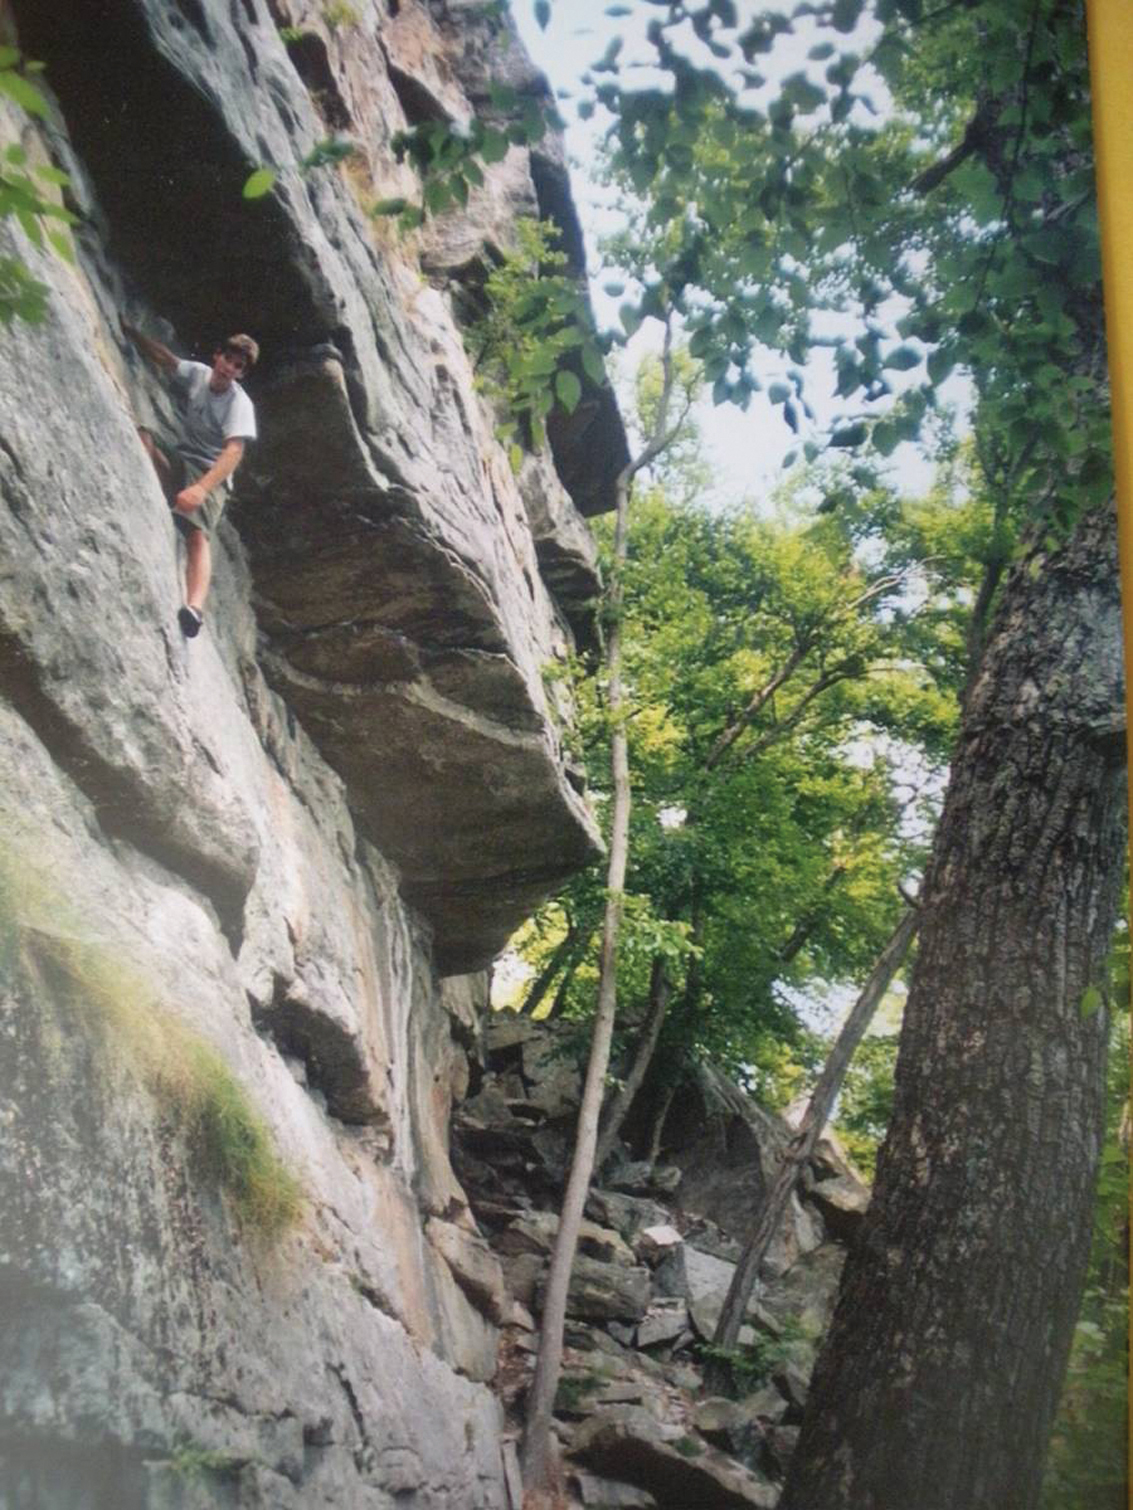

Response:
(122, 321), (258, 638)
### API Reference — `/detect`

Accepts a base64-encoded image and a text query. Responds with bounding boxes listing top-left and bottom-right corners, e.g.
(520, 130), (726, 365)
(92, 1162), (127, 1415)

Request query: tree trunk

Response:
(544, 952), (580, 1020)
(594, 954), (671, 1171)
(520, 920), (591, 1017)
(645, 1079), (677, 1166)
(521, 331), (685, 1503)
(520, 463), (633, 1503)
(781, 502), (1127, 1510)
(711, 906), (919, 1362)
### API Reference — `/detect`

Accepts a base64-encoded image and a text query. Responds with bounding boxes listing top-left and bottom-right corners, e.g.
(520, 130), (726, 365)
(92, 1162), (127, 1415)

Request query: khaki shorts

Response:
(144, 426), (229, 537)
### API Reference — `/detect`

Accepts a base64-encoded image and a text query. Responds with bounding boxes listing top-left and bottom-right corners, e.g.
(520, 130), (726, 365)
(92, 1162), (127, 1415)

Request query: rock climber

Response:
(121, 320), (259, 638)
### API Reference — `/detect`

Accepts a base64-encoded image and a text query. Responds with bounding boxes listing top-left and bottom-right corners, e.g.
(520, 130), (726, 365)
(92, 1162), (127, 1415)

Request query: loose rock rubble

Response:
(454, 1018), (872, 1508)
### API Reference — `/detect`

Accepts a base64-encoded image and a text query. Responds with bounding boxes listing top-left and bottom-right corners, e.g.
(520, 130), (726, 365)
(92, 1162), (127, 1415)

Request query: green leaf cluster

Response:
(469, 217), (608, 460)
(516, 446), (978, 1095)
(698, 1312), (818, 1397)
(243, 135), (359, 202)
(388, 86), (551, 226)
(0, 50), (77, 325)
(572, 0), (1109, 536)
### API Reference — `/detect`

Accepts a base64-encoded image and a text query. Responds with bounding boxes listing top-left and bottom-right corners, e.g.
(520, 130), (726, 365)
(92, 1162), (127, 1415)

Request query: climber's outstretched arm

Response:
(121, 318), (179, 376)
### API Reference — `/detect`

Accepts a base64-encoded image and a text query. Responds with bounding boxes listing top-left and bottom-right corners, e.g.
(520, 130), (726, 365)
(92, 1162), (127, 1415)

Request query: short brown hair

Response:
(221, 333), (259, 369)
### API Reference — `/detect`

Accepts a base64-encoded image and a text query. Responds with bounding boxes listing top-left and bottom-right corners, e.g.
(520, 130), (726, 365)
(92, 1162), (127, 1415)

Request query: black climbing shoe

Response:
(178, 605), (204, 638)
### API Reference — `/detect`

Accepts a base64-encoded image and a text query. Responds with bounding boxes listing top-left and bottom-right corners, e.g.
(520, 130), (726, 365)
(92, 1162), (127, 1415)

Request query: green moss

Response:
(155, 1439), (247, 1482)
(169, 1038), (303, 1241)
(321, 1), (361, 30)
(0, 852), (302, 1241)
(554, 1370), (602, 1413)
(697, 1313), (817, 1398)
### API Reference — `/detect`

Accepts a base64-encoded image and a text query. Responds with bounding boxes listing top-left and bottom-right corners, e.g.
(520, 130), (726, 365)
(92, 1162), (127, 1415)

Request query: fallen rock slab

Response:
(571, 1468), (659, 1507)
(806, 1173), (871, 1239)
(570, 1407), (778, 1510)
(498, 1210), (635, 1267)
(636, 1224), (683, 1264)
(637, 1299), (690, 1350)
(425, 1216), (506, 1324)
(606, 1162), (682, 1196)
(587, 1190), (673, 1240)
(543, 1257), (652, 1324)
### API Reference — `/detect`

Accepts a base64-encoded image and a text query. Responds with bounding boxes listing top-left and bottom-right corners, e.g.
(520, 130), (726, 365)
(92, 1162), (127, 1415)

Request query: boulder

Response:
(586, 1190), (673, 1241)
(636, 1225), (684, 1264)
(497, 1210), (635, 1268)
(743, 1385), (791, 1425)
(571, 1469), (659, 1508)
(693, 1397), (761, 1449)
(606, 1162), (683, 1196)
(806, 1173), (871, 1239)
(772, 1362), (813, 1416)
(425, 1216), (506, 1324)
(570, 1407), (778, 1510)
(501, 1251), (546, 1311)
(759, 1242), (847, 1335)
(636, 1299), (690, 1350)
(559, 1258), (653, 1325)
(520, 1021), (584, 1117)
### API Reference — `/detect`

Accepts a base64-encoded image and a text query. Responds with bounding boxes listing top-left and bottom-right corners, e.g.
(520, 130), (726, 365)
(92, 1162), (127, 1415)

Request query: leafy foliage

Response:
(514, 448), (977, 1102)
(388, 84), (552, 224)
(242, 134), (360, 201)
(698, 1312), (819, 1397)
(833, 1029), (898, 1175)
(533, 0), (1107, 540)
(0, 49), (77, 325)
(468, 217), (610, 463)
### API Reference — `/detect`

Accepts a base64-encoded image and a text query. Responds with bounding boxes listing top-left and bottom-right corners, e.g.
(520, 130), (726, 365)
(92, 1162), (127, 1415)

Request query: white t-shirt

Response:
(174, 359), (257, 474)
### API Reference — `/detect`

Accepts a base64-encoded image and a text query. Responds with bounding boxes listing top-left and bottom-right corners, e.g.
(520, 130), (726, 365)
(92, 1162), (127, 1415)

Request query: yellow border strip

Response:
(1088, 4), (1133, 753)
(1085, 0), (1133, 1495)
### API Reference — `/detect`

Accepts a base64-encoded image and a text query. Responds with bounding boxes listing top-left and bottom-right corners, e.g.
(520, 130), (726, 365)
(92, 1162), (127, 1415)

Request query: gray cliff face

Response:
(0, 2), (615, 1505)
(10, 0), (610, 974)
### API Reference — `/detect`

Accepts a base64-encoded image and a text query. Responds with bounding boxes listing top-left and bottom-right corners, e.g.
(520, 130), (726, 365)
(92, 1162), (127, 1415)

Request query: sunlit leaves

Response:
(0, 254), (49, 325)
(578, 0), (1108, 533)
(541, 469), (963, 1079)
(242, 167), (277, 199)
(390, 106), (549, 221)
(555, 368), (582, 413)
(469, 218), (609, 459)
(0, 62), (78, 324)
(0, 65), (48, 118)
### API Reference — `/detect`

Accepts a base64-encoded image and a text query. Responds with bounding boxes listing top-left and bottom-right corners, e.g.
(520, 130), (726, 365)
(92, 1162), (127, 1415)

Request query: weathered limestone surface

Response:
(0, 1), (621, 1506)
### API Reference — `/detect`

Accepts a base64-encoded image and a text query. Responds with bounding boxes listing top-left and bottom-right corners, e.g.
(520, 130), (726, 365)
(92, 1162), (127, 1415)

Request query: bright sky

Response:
(509, 0), (964, 505)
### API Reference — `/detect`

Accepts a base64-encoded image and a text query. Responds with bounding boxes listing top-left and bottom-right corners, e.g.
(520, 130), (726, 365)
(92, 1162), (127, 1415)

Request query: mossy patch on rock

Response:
(0, 853), (301, 1241)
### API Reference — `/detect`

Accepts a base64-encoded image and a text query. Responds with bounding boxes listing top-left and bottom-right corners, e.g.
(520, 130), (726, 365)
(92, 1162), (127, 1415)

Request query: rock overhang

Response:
(12, 0), (612, 970)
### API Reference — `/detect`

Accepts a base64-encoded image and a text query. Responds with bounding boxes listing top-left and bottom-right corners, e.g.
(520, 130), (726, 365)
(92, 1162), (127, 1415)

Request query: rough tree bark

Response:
(711, 905), (919, 1360)
(594, 954), (671, 1171)
(781, 502), (1127, 1510)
